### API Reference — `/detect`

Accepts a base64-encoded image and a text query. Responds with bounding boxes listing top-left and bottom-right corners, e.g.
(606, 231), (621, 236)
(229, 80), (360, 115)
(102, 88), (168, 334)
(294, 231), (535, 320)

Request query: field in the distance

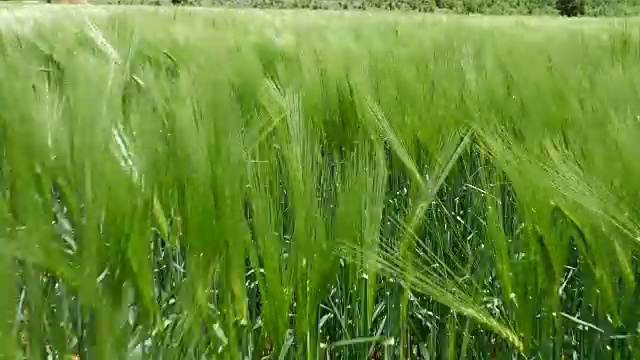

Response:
(1, 6), (640, 359)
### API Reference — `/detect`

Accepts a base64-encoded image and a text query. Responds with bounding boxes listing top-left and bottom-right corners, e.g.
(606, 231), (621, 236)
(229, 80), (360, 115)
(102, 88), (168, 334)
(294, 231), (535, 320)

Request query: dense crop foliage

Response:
(1, 6), (640, 359)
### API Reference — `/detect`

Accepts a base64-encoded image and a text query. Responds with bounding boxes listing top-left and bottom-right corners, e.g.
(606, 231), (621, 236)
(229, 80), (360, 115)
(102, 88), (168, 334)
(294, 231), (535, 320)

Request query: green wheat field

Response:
(1, 5), (640, 359)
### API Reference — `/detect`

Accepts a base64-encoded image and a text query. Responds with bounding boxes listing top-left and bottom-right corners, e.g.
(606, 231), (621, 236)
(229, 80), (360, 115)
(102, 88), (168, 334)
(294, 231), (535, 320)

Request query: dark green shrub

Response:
(556, 0), (585, 16)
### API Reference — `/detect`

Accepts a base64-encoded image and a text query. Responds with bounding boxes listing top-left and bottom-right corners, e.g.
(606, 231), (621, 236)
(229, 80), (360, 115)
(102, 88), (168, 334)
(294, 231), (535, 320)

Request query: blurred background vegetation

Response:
(3, 0), (638, 17)
(104, 0), (640, 17)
